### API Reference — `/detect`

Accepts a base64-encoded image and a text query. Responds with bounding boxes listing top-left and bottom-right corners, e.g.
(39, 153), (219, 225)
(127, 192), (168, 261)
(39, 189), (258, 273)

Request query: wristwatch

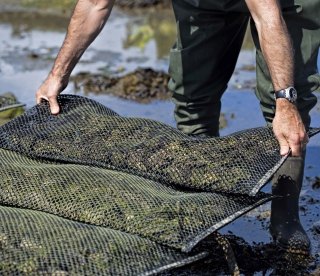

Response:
(274, 86), (297, 103)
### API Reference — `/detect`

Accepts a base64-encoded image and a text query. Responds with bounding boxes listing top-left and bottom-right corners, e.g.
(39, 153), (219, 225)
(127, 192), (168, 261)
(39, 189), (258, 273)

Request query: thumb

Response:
(49, 96), (60, 115)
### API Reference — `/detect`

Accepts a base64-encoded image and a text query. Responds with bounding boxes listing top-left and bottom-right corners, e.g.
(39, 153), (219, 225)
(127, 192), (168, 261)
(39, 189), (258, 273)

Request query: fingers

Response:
(35, 76), (64, 115)
(276, 134), (290, 156)
(48, 96), (60, 115)
(36, 91), (60, 115)
(289, 135), (302, 157)
(272, 102), (308, 157)
(36, 95), (44, 106)
(279, 131), (308, 157)
(37, 94), (60, 115)
(274, 125), (308, 157)
(294, 130), (309, 156)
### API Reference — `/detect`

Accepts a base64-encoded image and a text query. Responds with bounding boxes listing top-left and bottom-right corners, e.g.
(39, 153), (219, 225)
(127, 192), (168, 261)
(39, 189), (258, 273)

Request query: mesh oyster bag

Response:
(0, 93), (25, 112)
(0, 148), (272, 252)
(0, 93), (25, 127)
(0, 95), (319, 275)
(0, 205), (207, 276)
(2, 95), (316, 196)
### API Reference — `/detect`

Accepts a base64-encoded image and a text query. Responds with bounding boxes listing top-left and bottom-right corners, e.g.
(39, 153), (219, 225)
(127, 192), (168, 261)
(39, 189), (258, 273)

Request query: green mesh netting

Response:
(0, 206), (207, 275)
(0, 94), (319, 275)
(0, 148), (272, 252)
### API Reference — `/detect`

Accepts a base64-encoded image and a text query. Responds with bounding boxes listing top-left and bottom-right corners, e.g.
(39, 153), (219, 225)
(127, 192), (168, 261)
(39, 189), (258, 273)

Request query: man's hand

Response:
(36, 74), (69, 115)
(35, 0), (114, 114)
(272, 99), (308, 157)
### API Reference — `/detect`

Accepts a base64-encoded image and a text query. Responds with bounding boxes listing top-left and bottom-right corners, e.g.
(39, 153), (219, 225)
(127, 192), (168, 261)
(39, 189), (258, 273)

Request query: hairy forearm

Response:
(246, 0), (294, 91)
(256, 17), (294, 91)
(50, 0), (115, 80)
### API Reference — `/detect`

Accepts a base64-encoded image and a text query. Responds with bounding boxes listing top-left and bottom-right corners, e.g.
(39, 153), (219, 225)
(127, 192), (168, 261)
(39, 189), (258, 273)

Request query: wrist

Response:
(274, 86), (297, 104)
(49, 69), (70, 84)
(275, 98), (299, 118)
(275, 98), (296, 108)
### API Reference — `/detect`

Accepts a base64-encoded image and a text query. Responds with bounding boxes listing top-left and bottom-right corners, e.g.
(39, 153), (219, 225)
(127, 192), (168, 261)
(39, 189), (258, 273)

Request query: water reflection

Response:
(0, 12), (70, 37)
(123, 9), (176, 59)
(0, 4), (177, 59)
(0, 5), (252, 60)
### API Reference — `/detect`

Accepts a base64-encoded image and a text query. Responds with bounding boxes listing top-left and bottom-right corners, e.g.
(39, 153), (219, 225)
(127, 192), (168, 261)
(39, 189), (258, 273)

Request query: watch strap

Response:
(274, 87), (297, 103)
(275, 89), (287, 99)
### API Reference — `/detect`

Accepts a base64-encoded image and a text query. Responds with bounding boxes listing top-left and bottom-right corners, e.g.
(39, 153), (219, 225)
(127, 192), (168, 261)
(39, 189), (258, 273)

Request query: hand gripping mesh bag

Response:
(0, 95), (318, 275)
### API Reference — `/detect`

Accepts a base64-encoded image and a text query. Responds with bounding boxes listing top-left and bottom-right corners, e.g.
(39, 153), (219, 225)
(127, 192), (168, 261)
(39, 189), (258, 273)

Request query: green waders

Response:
(168, 0), (320, 251)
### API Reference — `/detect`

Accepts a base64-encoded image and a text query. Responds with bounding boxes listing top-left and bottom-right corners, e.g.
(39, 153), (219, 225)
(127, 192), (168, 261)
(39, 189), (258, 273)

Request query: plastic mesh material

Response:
(0, 95), (300, 196)
(0, 206), (207, 275)
(0, 148), (272, 252)
(0, 95), (319, 274)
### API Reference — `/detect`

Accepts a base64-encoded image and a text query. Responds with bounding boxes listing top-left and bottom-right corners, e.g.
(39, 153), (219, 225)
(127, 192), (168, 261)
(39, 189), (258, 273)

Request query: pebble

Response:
(312, 220), (320, 234)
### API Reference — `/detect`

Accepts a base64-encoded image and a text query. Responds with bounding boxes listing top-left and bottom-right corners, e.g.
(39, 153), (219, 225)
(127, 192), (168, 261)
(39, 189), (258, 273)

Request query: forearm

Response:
(50, 0), (115, 80)
(246, 0), (294, 91)
(258, 19), (294, 91)
(246, 0), (307, 156)
(258, 17), (295, 111)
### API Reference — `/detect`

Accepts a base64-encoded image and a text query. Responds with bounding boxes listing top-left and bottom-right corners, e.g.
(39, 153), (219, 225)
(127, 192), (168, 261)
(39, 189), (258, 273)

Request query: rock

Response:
(219, 113), (228, 130)
(312, 177), (320, 190)
(72, 68), (172, 103)
(312, 221), (320, 234)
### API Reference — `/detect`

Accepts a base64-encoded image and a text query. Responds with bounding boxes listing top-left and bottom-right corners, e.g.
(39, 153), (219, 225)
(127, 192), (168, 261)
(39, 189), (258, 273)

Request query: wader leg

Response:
(169, 0), (249, 137)
(270, 152), (311, 253)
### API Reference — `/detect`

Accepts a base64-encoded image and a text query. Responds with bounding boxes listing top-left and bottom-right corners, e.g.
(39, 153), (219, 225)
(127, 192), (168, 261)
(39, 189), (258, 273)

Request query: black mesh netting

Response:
(0, 95), (319, 275)
(1, 95), (311, 196)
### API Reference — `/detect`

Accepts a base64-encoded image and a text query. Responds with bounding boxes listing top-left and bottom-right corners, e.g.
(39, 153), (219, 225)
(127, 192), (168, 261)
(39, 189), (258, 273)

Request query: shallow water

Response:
(0, 2), (319, 274)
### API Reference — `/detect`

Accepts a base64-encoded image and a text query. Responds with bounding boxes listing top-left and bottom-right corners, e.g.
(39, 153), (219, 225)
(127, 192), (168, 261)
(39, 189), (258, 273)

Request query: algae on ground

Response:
(0, 93), (25, 126)
(21, 0), (76, 11)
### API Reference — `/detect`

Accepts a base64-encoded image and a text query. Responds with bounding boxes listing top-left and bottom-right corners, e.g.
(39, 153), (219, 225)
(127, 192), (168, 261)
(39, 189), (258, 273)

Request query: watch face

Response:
(275, 87), (297, 103)
(286, 87), (297, 102)
(289, 88), (294, 98)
